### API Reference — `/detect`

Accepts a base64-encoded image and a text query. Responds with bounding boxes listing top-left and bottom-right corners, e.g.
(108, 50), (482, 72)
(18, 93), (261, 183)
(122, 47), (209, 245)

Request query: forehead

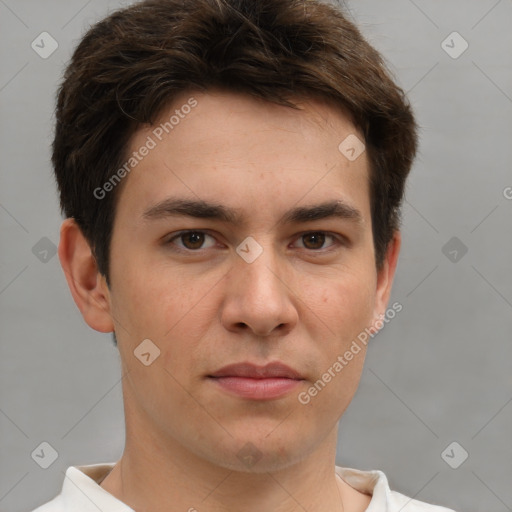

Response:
(152, 89), (362, 147)
(116, 89), (370, 225)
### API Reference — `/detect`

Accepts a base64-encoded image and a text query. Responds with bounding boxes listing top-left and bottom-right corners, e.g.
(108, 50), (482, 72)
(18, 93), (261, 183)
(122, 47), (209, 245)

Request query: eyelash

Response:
(164, 230), (346, 255)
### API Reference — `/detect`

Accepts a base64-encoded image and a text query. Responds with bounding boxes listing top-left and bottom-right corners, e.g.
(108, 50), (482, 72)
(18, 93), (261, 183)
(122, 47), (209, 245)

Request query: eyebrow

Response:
(142, 197), (363, 226)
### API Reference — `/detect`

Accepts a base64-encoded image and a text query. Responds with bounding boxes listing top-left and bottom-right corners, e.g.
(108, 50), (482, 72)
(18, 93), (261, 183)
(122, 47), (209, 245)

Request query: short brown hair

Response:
(52, 0), (418, 284)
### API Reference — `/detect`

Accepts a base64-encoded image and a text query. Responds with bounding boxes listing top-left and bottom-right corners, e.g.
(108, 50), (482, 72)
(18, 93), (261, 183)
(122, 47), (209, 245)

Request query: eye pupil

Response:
(303, 232), (325, 249)
(183, 232), (204, 249)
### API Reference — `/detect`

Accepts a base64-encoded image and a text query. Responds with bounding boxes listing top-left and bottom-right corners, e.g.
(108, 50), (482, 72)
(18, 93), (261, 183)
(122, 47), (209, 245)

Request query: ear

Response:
(58, 218), (114, 333)
(371, 230), (401, 330)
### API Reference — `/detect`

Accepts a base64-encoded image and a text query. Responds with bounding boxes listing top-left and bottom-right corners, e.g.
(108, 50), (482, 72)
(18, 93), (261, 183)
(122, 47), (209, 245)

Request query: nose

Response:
(219, 241), (298, 337)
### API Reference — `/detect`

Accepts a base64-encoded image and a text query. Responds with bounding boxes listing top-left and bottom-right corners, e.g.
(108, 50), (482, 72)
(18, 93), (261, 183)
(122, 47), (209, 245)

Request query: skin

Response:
(59, 89), (401, 512)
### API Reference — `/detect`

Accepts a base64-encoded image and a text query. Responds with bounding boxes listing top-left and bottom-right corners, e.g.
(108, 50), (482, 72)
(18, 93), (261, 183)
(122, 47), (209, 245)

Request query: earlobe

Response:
(58, 218), (115, 333)
(372, 231), (401, 329)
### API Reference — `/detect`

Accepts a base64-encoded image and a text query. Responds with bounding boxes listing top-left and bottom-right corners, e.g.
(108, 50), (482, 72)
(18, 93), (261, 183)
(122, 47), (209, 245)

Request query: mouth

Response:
(207, 362), (305, 400)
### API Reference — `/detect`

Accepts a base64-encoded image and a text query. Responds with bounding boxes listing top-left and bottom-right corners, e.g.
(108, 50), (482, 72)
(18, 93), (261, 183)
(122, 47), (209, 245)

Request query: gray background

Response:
(1, 1), (511, 511)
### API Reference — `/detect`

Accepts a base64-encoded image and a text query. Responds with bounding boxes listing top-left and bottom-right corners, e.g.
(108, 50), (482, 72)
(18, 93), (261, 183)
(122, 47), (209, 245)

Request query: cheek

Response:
(115, 272), (216, 376)
(110, 257), (192, 336)
(307, 270), (376, 338)
(298, 271), (374, 404)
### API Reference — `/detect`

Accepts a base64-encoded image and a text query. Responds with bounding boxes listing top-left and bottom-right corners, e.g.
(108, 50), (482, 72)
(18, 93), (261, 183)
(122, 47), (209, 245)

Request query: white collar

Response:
(34, 463), (454, 512)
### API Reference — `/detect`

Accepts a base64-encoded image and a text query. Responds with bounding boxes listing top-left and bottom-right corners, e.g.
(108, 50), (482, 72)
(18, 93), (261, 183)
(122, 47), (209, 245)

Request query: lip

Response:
(208, 362), (303, 379)
(208, 362), (304, 400)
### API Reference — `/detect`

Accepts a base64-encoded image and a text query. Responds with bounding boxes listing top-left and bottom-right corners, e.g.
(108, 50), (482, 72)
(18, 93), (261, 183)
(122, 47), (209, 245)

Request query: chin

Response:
(198, 425), (318, 474)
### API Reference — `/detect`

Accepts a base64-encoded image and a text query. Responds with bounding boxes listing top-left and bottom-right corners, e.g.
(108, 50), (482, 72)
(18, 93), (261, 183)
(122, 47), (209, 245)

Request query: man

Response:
(33, 0), (456, 510)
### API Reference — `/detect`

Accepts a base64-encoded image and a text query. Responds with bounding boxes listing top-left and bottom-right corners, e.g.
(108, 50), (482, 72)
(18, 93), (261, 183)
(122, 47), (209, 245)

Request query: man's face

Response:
(105, 90), (393, 472)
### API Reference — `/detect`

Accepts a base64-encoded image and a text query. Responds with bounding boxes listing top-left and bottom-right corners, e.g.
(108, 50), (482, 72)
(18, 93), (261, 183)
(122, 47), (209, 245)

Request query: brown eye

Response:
(180, 232), (205, 250)
(299, 231), (345, 253)
(292, 231), (344, 253)
(302, 232), (327, 250)
(166, 231), (217, 252)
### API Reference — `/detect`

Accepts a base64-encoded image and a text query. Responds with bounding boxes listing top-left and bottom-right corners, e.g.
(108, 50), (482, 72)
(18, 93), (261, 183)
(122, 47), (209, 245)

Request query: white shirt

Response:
(31, 463), (456, 512)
